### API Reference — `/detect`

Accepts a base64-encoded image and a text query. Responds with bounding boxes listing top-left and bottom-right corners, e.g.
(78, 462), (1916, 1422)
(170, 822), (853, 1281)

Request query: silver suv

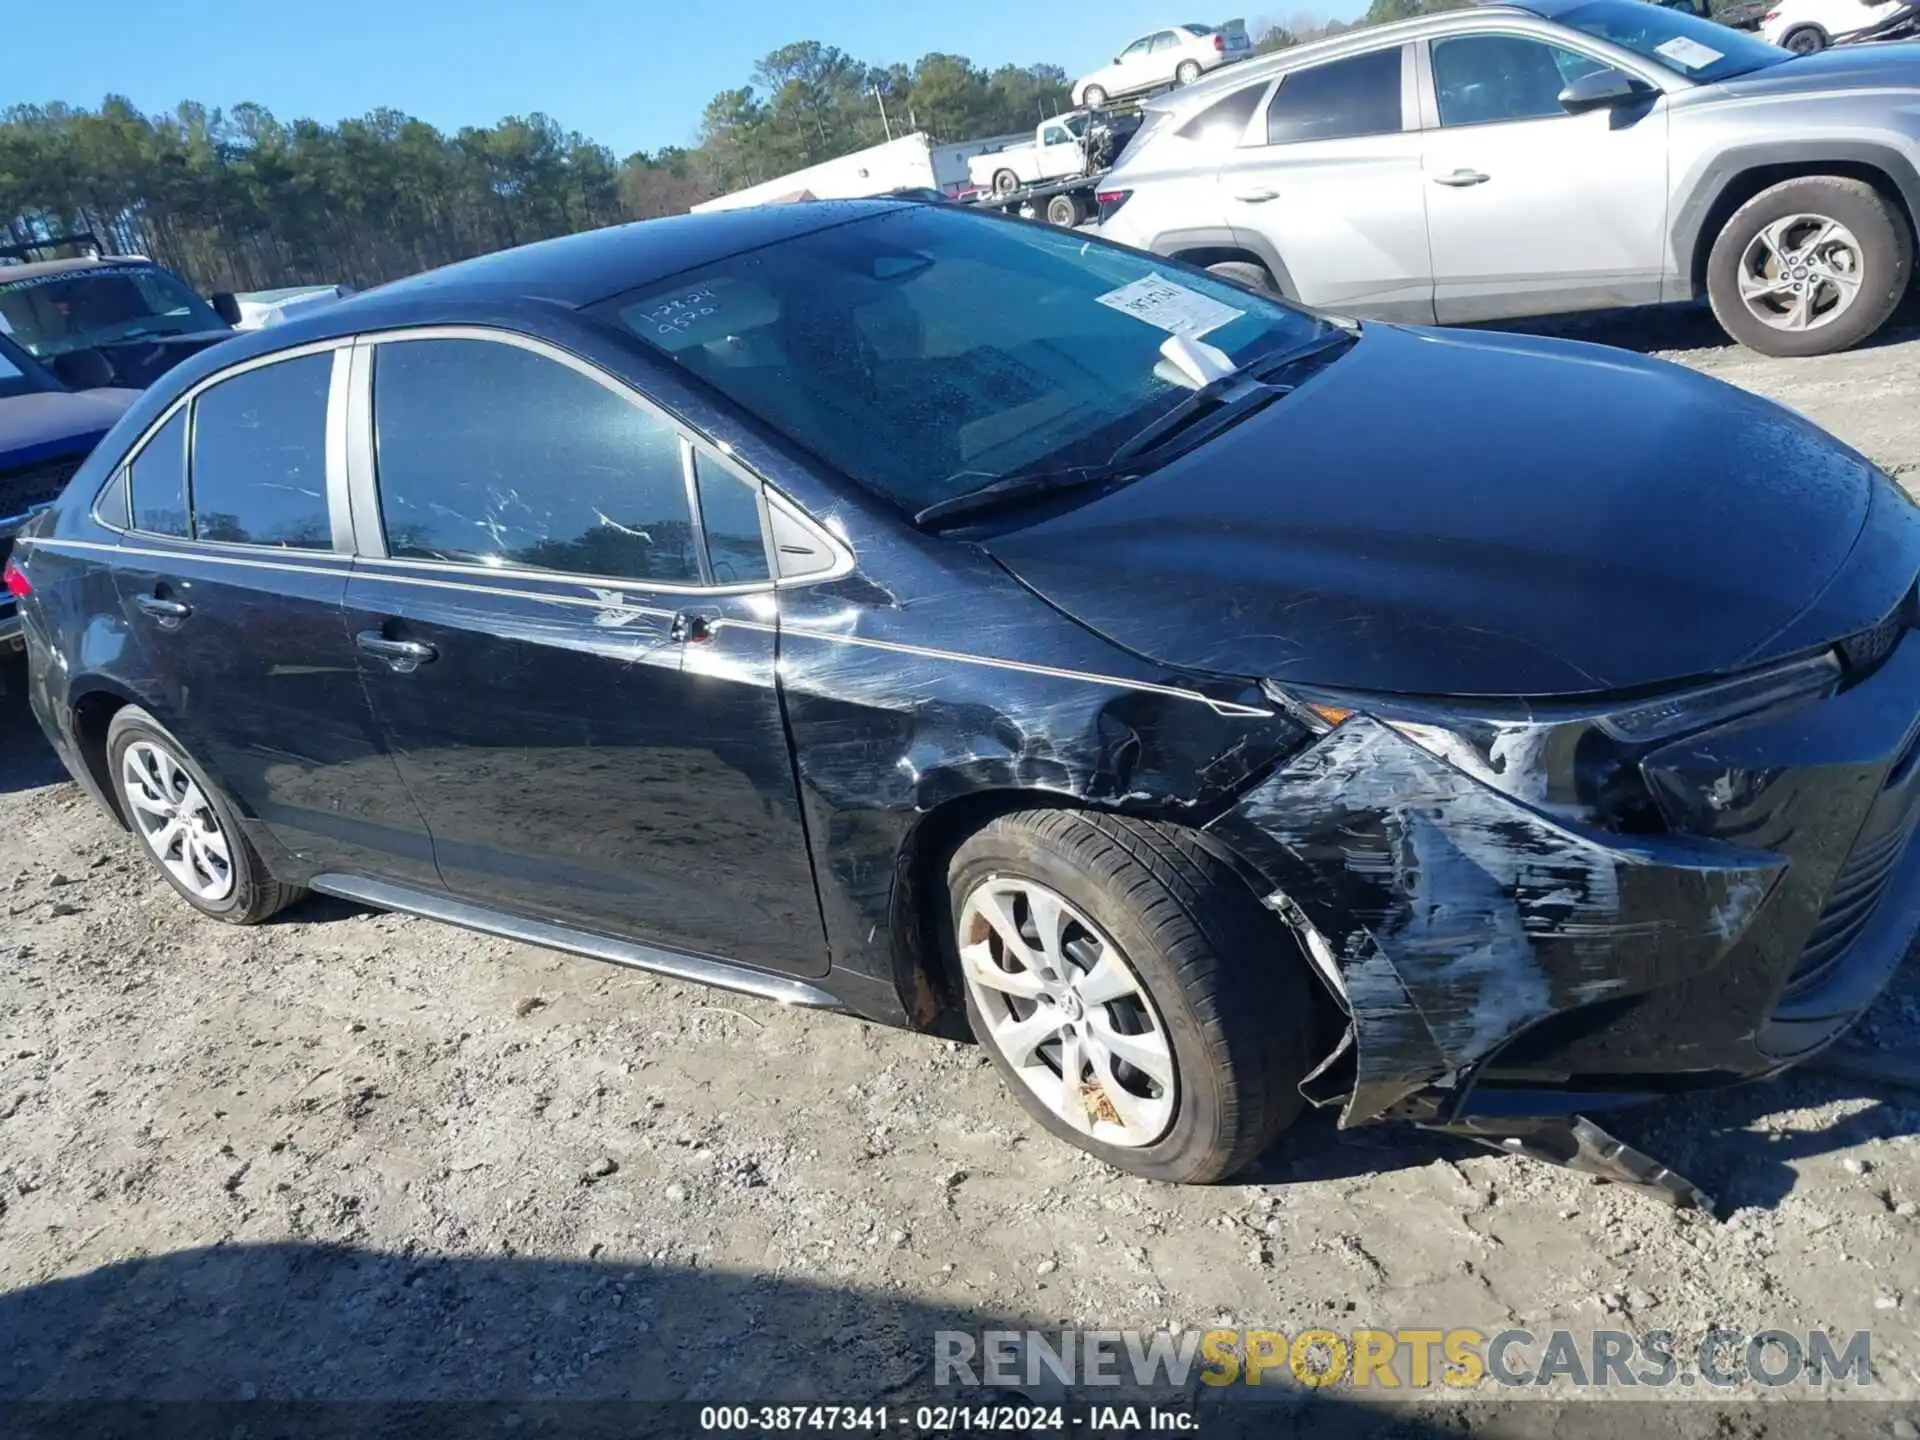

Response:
(1095, 0), (1920, 356)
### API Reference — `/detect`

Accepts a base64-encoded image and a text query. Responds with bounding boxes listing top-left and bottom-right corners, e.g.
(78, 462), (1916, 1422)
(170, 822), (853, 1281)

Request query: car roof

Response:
(0, 255), (161, 283)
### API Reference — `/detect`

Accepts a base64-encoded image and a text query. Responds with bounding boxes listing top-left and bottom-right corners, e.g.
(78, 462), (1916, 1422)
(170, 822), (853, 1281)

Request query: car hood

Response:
(0, 388), (141, 467)
(1711, 46), (1920, 97)
(983, 324), (1895, 698)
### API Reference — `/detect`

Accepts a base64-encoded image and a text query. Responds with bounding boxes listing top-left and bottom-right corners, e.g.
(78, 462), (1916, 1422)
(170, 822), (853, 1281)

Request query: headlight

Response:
(1265, 651), (1843, 830)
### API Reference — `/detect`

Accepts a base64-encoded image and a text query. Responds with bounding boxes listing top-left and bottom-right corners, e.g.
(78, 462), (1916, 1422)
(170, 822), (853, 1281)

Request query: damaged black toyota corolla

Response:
(12, 201), (1917, 1198)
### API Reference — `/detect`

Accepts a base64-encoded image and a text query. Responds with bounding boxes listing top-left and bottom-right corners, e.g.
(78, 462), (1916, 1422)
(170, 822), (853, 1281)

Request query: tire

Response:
(947, 810), (1317, 1184)
(1046, 192), (1086, 227)
(1175, 60), (1203, 84)
(991, 168), (1020, 198)
(1706, 175), (1911, 358)
(1780, 25), (1827, 51)
(1206, 259), (1279, 296)
(106, 705), (302, 924)
(1082, 85), (1108, 109)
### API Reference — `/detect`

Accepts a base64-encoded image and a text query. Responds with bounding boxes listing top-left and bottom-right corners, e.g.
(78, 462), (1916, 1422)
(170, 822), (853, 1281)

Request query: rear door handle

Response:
(669, 612), (713, 645)
(1233, 187), (1280, 203)
(1432, 169), (1490, 188)
(355, 631), (438, 673)
(134, 594), (191, 626)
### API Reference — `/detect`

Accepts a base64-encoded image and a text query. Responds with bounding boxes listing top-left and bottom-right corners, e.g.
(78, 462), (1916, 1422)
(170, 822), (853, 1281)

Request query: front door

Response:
(1215, 45), (1436, 322)
(342, 332), (828, 977)
(1420, 32), (1671, 322)
(110, 346), (437, 884)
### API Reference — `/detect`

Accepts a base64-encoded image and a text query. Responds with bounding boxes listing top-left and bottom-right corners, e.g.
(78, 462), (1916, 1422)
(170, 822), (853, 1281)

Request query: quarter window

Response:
(128, 410), (189, 537)
(1431, 36), (1613, 127)
(693, 456), (771, 585)
(190, 352), (334, 548)
(1264, 47), (1405, 146)
(1176, 83), (1267, 143)
(371, 338), (700, 584)
(1150, 31), (1179, 52)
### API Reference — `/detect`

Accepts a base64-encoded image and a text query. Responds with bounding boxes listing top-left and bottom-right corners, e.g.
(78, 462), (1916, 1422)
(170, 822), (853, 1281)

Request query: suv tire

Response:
(947, 810), (1316, 1184)
(1780, 25), (1827, 51)
(1082, 85), (1108, 108)
(1206, 259), (1279, 295)
(106, 705), (303, 924)
(1706, 175), (1911, 358)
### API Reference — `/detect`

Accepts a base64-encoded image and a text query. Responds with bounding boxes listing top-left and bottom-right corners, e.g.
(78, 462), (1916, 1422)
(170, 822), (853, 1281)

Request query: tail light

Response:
(2, 556), (29, 599)
(1096, 189), (1134, 222)
(1213, 32), (1226, 51)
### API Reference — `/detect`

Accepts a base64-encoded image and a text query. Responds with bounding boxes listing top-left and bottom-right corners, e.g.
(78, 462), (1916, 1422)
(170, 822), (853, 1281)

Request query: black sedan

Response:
(9, 201), (1916, 1191)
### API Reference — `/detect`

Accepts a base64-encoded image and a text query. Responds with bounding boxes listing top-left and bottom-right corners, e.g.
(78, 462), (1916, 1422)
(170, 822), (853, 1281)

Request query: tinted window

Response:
(372, 339), (699, 583)
(1176, 83), (1267, 142)
(129, 410), (189, 537)
(694, 457), (771, 585)
(190, 353), (334, 548)
(603, 205), (1327, 516)
(1121, 36), (1152, 57)
(1432, 36), (1611, 126)
(1264, 48), (1404, 145)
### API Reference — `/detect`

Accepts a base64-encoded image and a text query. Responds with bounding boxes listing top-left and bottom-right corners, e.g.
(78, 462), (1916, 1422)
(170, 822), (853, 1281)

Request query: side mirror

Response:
(1559, 68), (1650, 113)
(210, 291), (243, 327)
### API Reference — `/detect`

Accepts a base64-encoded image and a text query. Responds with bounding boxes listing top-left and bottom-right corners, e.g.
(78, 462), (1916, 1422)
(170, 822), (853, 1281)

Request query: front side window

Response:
(1120, 36), (1152, 58)
(1265, 48), (1405, 146)
(1554, 0), (1787, 82)
(1432, 36), (1613, 126)
(371, 338), (699, 584)
(1041, 123), (1072, 146)
(0, 265), (226, 360)
(190, 353), (334, 548)
(129, 410), (189, 537)
(602, 205), (1327, 517)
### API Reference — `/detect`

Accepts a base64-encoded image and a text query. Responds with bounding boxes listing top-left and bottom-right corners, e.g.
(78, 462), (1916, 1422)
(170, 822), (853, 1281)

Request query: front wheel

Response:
(948, 810), (1318, 1184)
(1780, 25), (1826, 51)
(1706, 175), (1911, 357)
(107, 705), (303, 924)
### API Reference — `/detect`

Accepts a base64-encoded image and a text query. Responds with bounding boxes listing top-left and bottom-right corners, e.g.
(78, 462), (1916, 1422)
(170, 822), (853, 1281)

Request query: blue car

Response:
(0, 331), (137, 662)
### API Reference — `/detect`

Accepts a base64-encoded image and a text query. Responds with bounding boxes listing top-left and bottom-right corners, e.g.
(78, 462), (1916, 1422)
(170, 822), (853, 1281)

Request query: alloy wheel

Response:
(121, 739), (235, 902)
(1736, 213), (1864, 334)
(957, 877), (1176, 1147)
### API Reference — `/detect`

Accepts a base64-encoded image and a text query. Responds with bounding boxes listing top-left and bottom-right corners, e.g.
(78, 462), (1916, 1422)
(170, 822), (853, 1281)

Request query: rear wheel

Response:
(948, 810), (1317, 1184)
(1206, 259), (1279, 295)
(1175, 60), (1203, 84)
(1706, 175), (1911, 357)
(1082, 84), (1108, 108)
(1046, 192), (1087, 227)
(106, 706), (302, 924)
(1780, 25), (1827, 51)
(991, 168), (1020, 197)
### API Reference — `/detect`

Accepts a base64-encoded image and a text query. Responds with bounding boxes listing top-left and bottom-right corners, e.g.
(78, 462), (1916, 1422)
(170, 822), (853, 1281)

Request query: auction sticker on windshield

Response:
(1096, 274), (1243, 339)
(1654, 35), (1724, 69)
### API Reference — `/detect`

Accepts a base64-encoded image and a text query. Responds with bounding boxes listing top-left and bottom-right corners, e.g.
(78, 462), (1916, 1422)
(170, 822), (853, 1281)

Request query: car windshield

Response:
(603, 207), (1327, 515)
(1555, 0), (1791, 82)
(1182, 23), (1215, 34)
(0, 264), (226, 359)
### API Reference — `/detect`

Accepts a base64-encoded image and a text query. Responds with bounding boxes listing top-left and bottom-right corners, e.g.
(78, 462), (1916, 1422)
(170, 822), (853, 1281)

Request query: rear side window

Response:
(1176, 83), (1267, 142)
(694, 457), (771, 585)
(128, 410), (189, 537)
(190, 353), (334, 548)
(1264, 47), (1405, 145)
(371, 338), (700, 584)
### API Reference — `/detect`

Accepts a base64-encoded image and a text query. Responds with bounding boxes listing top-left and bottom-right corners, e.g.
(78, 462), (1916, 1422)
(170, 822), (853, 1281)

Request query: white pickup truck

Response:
(968, 113), (1099, 197)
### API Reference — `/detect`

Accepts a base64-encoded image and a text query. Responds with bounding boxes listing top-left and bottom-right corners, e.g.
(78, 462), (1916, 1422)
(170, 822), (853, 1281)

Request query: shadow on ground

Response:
(0, 660), (64, 795)
(1472, 295), (1920, 357)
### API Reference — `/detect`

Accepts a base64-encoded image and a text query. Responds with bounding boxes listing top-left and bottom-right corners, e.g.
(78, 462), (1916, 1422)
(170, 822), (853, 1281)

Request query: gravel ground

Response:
(3, 311), (1920, 1433)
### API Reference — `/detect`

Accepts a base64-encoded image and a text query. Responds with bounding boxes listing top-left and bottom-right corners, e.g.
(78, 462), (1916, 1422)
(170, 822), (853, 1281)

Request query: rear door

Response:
(109, 344), (436, 882)
(1215, 44), (1435, 321)
(1419, 31), (1671, 322)
(341, 329), (828, 976)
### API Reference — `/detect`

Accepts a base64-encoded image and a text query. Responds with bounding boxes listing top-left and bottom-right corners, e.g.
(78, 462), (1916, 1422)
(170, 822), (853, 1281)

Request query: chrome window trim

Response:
(678, 436), (714, 587)
(764, 489), (855, 588)
(324, 347), (355, 553)
(343, 338), (384, 557)
(690, 444), (779, 588)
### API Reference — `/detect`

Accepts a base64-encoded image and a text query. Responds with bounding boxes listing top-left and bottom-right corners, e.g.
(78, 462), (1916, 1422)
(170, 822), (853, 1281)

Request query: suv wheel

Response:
(1780, 25), (1826, 51)
(1082, 85), (1108, 108)
(1706, 176), (1912, 358)
(947, 810), (1316, 1184)
(1206, 259), (1279, 295)
(107, 706), (303, 923)
(1175, 60), (1203, 84)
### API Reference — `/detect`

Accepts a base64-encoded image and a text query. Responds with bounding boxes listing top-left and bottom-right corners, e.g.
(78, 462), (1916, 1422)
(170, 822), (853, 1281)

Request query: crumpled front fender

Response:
(1207, 716), (1786, 1125)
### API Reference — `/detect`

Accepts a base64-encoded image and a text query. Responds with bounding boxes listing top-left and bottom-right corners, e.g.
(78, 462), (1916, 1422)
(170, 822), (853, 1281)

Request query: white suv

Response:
(1095, 0), (1920, 356)
(1073, 23), (1252, 107)
(1761, 0), (1905, 50)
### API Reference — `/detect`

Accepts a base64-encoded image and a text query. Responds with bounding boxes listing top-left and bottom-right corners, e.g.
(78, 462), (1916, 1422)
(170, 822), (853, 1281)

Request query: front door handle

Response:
(1233, 187), (1280, 203)
(1432, 169), (1490, 188)
(135, 594), (191, 627)
(355, 631), (438, 673)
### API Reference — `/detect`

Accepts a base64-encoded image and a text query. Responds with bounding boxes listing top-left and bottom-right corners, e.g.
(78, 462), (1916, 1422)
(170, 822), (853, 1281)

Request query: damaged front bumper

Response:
(1207, 633), (1920, 1150)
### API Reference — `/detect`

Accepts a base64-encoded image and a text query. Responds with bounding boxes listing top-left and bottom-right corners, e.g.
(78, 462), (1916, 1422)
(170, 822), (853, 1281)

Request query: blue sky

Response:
(14, 0), (1345, 160)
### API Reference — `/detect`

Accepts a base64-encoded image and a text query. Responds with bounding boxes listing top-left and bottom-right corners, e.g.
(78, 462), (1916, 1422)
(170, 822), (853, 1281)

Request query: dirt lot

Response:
(4, 313), (1920, 1433)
